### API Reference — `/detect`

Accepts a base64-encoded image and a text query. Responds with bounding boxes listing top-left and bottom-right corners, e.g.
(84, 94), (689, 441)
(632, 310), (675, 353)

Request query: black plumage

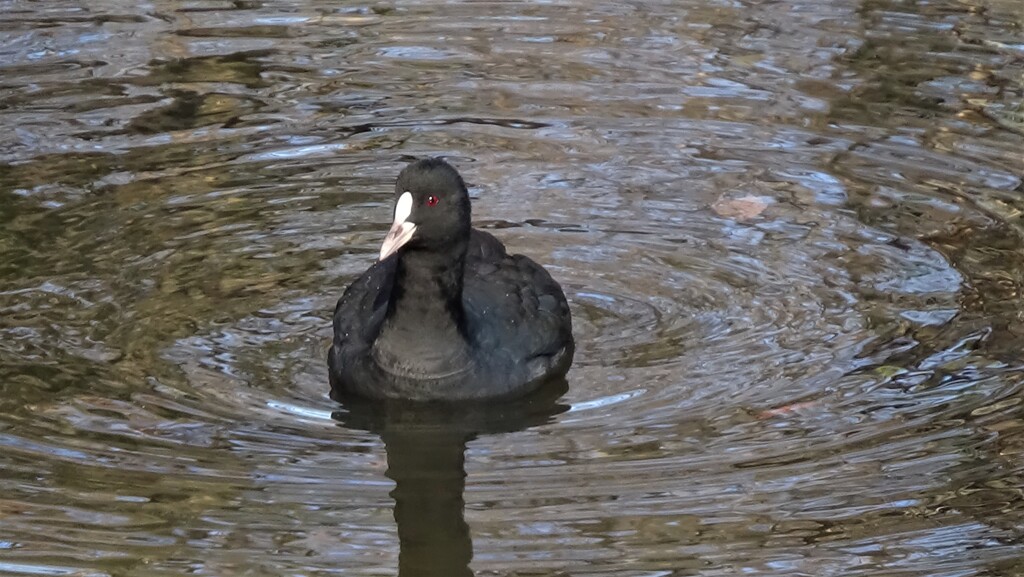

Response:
(328, 158), (574, 401)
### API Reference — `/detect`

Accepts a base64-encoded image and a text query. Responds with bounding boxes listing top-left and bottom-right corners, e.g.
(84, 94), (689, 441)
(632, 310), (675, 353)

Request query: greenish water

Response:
(1, 0), (1023, 575)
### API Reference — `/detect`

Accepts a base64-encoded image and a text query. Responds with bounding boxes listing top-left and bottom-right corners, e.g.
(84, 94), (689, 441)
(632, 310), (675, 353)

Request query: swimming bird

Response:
(329, 158), (574, 401)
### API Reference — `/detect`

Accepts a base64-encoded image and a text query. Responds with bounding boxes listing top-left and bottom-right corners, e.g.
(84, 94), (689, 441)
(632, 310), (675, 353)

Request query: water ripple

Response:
(2, 0), (1023, 575)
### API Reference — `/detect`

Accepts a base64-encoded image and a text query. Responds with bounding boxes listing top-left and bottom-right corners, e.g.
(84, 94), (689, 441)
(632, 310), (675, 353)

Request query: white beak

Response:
(379, 192), (416, 260)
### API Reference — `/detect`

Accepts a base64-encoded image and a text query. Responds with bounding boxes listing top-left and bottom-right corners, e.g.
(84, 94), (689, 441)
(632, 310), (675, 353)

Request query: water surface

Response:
(2, 0), (1024, 575)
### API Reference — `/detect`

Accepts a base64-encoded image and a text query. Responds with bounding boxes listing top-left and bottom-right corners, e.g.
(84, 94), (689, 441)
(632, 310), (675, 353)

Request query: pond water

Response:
(2, 0), (1024, 575)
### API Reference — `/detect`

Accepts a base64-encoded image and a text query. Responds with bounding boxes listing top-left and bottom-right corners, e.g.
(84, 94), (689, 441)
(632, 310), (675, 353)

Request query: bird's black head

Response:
(379, 158), (472, 260)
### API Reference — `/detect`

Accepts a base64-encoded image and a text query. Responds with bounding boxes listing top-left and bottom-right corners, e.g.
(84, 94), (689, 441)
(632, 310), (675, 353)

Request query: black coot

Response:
(328, 158), (574, 401)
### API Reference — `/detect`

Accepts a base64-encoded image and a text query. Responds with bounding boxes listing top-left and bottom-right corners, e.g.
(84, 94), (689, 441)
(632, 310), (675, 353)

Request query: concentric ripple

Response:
(3, 0), (1024, 576)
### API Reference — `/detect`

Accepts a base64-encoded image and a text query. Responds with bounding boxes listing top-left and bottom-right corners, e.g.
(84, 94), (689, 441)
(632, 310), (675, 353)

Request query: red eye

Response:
(426, 195), (440, 207)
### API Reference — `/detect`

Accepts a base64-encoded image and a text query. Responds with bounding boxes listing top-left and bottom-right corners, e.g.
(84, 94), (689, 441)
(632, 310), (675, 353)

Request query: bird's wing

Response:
(332, 255), (396, 351)
(463, 229), (573, 361)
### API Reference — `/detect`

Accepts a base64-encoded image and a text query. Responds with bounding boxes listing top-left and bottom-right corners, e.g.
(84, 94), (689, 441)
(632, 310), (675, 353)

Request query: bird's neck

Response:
(373, 246), (471, 376)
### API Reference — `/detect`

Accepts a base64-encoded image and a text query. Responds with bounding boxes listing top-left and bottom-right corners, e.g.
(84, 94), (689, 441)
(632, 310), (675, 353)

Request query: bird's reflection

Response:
(385, 428), (473, 577)
(332, 379), (569, 577)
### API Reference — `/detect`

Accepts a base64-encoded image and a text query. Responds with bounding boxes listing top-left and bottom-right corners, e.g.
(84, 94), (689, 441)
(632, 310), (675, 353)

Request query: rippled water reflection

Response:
(2, 0), (1023, 575)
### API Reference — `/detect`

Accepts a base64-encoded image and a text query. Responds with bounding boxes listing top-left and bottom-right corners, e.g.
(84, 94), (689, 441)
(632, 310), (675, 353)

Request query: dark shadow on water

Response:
(331, 379), (569, 577)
